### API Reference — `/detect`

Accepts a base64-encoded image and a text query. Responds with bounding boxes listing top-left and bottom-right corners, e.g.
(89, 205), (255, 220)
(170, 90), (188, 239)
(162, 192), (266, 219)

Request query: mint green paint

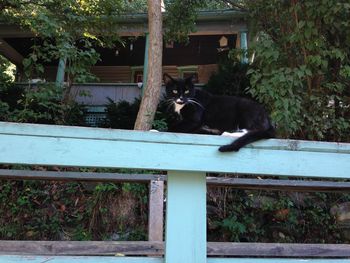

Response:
(240, 31), (248, 64)
(142, 33), (149, 95)
(177, 65), (198, 78)
(165, 172), (207, 263)
(0, 121), (350, 262)
(208, 259), (350, 263)
(55, 57), (66, 86)
(0, 122), (349, 179)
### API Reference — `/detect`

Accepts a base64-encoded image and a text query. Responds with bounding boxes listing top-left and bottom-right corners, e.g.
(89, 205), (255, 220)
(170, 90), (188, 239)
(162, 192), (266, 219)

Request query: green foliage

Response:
(102, 97), (169, 131)
(1, 0), (126, 84)
(164, 0), (232, 42)
(245, 0), (350, 141)
(0, 179), (148, 241)
(0, 55), (14, 83)
(204, 58), (250, 97)
(0, 83), (85, 125)
(103, 98), (141, 129)
(164, 0), (206, 42)
(208, 185), (347, 243)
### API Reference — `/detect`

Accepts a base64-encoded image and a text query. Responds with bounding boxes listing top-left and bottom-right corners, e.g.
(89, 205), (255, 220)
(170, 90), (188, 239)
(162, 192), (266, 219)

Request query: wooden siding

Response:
(162, 66), (178, 78)
(198, 64), (218, 83)
(71, 84), (141, 105)
(43, 64), (215, 84)
(91, 66), (131, 83)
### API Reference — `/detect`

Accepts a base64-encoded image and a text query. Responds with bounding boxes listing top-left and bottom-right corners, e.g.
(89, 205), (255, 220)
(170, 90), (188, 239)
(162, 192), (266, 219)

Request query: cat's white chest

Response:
(174, 103), (185, 114)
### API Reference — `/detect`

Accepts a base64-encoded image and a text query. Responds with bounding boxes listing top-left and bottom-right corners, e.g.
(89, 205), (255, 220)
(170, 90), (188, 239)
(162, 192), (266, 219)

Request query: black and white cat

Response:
(163, 73), (275, 152)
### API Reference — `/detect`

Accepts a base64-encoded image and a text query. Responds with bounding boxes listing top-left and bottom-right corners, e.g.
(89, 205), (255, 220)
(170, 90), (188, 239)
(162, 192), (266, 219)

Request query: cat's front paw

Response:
(149, 129), (159, 132)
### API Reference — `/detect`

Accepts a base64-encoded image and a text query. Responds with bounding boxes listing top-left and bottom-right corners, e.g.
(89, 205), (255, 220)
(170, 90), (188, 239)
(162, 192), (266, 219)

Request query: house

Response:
(0, 9), (248, 124)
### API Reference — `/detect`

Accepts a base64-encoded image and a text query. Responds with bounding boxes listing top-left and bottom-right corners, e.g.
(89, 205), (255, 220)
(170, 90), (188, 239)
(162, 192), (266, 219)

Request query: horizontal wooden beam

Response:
(0, 169), (164, 183)
(0, 241), (350, 258)
(0, 256), (163, 263)
(206, 176), (350, 192)
(0, 257), (349, 263)
(0, 38), (24, 66)
(0, 122), (349, 179)
(2, 169), (350, 192)
(207, 242), (350, 257)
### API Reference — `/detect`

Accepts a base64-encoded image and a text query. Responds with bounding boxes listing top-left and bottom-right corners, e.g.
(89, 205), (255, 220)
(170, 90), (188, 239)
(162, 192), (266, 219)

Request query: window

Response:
(178, 65), (199, 83)
(134, 71), (143, 83)
(131, 66), (144, 83)
(183, 72), (198, 83)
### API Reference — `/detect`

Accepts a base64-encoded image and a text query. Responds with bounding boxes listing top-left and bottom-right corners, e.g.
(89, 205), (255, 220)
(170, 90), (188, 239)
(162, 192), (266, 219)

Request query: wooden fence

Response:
(0, 121), (350, 263)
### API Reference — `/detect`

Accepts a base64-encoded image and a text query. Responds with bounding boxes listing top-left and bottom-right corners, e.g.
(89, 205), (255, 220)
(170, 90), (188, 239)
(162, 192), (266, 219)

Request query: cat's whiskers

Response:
(161, 99), (176, 111)
(188, 99), (204, 109)
(161, 99), (174, 106)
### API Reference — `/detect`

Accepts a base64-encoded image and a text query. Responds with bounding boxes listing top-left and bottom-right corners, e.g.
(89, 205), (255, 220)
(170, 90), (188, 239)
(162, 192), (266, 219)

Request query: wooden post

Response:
(240, 31), (248, 64)
(55, 57), (66, 86)
(148, 180), (164, 242)
(165, 171), (207, 263)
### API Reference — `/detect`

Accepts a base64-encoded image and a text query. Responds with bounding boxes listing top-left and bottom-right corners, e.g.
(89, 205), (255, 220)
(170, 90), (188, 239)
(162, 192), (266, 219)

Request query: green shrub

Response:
(204, 58), (250, 97)
(0, 83), (85, 125)
(102, 97), (169, 131)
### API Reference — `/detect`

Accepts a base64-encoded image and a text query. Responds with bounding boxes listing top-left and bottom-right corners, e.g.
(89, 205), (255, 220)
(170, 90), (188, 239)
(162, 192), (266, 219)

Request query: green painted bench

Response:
(0, 121), (350, 263)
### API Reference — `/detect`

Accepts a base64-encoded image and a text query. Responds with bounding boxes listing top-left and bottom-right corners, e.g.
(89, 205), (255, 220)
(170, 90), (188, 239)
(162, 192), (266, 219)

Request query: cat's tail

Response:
(218, 126), (275, 152)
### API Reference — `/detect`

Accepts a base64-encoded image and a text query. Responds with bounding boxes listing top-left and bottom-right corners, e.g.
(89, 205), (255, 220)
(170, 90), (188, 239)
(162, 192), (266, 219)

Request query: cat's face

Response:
(163, 73), (195, 106)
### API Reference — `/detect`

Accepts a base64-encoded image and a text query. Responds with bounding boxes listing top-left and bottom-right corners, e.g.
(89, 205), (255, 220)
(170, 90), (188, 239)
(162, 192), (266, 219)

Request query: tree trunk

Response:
(134, 0), (163, 131)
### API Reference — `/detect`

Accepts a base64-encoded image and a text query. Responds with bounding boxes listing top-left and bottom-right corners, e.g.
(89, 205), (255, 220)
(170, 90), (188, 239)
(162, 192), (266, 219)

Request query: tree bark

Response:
(134, 0), (163, 131)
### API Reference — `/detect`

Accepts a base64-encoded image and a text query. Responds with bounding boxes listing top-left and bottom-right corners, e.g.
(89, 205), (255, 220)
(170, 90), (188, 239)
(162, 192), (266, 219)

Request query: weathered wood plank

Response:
(0, 257), (350, 263)
(2, 169), (350, 192)
(206, 177), (350, 192)
(0, 169), (163, 183)
(0, 241), (163, 256)
(207, 242), (350, 257)
(1, 241), (350, 258)
(0, 256), (163, 263)
(148, 180), (164, 242)
(0, 122), (349, 179)
(165, 172), (207, 263)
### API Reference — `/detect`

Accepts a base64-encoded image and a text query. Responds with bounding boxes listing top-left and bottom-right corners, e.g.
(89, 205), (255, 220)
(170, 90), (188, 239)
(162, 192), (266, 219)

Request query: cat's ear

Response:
(163, 73), (175, 85)
(185, 74), (197, 84)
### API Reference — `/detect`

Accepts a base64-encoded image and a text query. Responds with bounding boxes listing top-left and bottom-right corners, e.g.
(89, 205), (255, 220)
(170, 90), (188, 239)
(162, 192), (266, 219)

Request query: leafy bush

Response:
(0, 178), (148, 241)
(204, 58), (250, 97)
(0, 83), (85, 125)
(246, 1), (350, 142)
(102, 97), (169, 131)
(208, 184), (346, 243)
(102, 98), (141, 129)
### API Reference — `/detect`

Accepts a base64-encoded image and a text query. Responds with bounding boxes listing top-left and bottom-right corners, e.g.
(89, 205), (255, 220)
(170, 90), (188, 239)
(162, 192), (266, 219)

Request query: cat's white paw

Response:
(149, 129), (159, 132)
(221, 130), (248, 138)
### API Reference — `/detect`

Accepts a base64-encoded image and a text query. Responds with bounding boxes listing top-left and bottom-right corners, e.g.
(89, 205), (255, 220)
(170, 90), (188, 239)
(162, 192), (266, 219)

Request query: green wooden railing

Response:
(0, 121), (350, 263)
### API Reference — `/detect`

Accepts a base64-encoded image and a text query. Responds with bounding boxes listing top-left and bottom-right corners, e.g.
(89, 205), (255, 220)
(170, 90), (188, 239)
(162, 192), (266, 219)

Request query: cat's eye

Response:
(173, 90), (178, 94)
(184, 90), (190, 94)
